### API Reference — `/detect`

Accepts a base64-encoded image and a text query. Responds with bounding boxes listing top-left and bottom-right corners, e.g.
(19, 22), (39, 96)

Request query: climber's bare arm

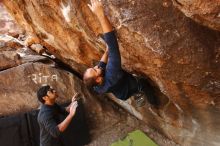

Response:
(88, 0), (120, 71)
(88, 0), (113, 33)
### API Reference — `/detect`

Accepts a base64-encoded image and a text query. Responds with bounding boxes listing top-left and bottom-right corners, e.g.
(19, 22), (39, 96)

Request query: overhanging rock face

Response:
(0, 3), (23, 35)
(172, 0), (220, 31)
(2, 0), (220, 145)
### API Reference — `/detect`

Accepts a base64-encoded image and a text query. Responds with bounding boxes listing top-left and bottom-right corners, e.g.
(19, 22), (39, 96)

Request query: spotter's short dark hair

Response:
(37, 85), (50, 104)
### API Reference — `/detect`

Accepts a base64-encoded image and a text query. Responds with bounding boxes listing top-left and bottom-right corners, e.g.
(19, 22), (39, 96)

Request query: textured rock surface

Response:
(0, 35), (49, 70)
(0, 3), (22, 35)
(2, 0), (220, 145)
(172, 0), (220, 31)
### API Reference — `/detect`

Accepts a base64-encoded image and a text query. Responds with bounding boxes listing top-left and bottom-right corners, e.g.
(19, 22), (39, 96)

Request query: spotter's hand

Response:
(72, 92), (80, 102)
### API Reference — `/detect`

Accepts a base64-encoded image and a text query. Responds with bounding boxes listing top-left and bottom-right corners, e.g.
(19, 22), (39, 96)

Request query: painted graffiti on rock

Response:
(28, 73), (58, 84)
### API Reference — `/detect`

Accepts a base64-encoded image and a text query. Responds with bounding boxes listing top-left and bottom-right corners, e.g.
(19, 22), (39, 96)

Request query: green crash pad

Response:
(111, 130), (158, 146)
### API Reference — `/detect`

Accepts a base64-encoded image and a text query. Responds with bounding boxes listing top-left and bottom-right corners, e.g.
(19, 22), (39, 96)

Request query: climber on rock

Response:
(83, 0), (158, 107)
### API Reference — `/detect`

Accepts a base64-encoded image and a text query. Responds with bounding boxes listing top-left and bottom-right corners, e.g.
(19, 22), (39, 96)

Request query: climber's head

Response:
(83, 66), (103, 87)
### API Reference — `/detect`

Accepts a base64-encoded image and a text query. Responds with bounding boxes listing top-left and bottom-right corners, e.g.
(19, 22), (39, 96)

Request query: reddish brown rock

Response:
(0, 3), (23, 35)
(0, 35), (50, 70)
(30, 44), (46, 54)
(172, 0), (220, 31)
(24, 35), (40, 46)
(2, 0), (220, 145)
(0, 49), (20, 70)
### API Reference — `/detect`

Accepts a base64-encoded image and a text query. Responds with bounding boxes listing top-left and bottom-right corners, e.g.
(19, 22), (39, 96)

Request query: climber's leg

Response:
(137, 78), (159, 106)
